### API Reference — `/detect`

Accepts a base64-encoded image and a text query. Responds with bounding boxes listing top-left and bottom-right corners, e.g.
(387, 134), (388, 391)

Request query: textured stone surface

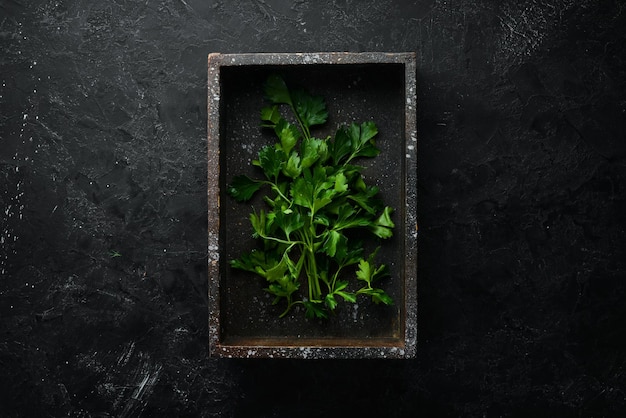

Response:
(1, 0), (625, 415)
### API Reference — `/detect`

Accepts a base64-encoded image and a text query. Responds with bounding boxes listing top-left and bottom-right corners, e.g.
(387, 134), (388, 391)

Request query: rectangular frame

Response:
(208, 52), (417, 359)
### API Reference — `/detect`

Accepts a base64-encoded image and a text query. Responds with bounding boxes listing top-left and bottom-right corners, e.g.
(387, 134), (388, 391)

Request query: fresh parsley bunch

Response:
(227, 75), (395, 319)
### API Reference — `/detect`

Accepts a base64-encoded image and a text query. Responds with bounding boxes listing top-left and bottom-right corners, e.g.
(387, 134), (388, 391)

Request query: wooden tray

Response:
(207, 52), (417, 359)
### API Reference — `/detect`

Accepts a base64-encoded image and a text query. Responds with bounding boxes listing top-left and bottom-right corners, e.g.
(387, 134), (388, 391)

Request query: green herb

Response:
(227, 75), (395, 319)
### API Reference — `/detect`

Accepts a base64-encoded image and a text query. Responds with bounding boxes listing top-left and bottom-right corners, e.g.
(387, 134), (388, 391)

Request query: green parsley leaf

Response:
(227, 175), (263, 202)
(331, 126), (353, 165)
(304, 300), (328, 319)
(274, 208), (305, 239)
(360, 288), (393, 305)
(356, 258), (372, 285)
(347, 186), (382, 215)
(230, 250), (266, 272)
(252, 145), (285, 180)
(282, 152), (302, 178)
(336, 290), (357, 303)
(350, 121), (379, 159)
(274, 118), (301, 155)
(249, 209), (267, 239)
(300, 137), (323, 169)
(332, 280), (357, 303)
(324, 293), (338, 310)
(266, 277), (299, 302)
(260, 105), (282, 127)
(291, 176), (313, 209)
(262, 251), (295, 282)
(335, 239), (364, 267)
(334, 171), (348, 192)
(292, 89), (328, 129)
(370, 206), (395, 239)
(321, 230), (342, 257)
(371, 264), (390, 283)
(265, 74), (292, 105)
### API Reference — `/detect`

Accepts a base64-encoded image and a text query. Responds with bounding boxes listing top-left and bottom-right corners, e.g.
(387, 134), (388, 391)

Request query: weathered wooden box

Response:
(207, 52), (417, 359)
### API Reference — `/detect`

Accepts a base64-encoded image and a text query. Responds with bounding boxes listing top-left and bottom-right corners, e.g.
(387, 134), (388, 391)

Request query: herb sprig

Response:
(227, 75), (395, 319)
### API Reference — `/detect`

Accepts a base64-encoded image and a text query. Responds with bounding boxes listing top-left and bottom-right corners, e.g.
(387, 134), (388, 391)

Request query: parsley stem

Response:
(331, 265), (343, 290)
(300, 217), (321, 301)
(257, 234), (303, 246)
(279, 300), (304, 318)
(266, 182), (290, 203)
(290, 104), (311, 140)
(279, 300), (293, 318)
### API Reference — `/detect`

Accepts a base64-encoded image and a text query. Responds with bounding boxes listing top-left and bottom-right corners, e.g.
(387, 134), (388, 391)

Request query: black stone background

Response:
(1, 0), (625, 416)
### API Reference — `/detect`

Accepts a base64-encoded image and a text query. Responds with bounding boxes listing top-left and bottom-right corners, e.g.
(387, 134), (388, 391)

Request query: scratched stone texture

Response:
(1, 0), (625, 416)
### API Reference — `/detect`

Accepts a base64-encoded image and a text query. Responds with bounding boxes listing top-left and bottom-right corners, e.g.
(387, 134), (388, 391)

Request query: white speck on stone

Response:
(352, 303), (359, 321)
